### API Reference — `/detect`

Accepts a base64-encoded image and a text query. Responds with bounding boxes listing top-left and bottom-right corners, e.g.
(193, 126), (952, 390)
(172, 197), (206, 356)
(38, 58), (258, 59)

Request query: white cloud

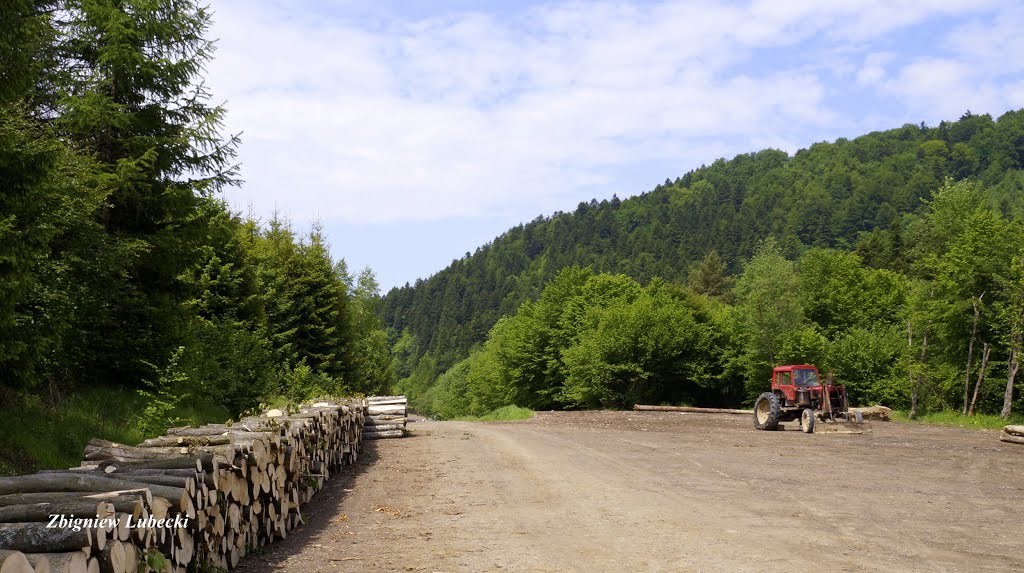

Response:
(206, 0), (1020, 227)
(856, 52), (892, 86)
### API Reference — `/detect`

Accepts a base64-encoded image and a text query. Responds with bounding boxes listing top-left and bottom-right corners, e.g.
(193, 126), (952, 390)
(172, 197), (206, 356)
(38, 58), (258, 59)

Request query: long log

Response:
(0, 523), (99, 554)
(137, 435), (231, 448)
(632, 404), (752, 414)
(364, 415), (405, 424)
(0, 474), (182, 505)
(0, 501), (113, 524)
(1004, 425), (1024, 436)
(0, 492), (148, 510)
(365, 399), (407, 406)
(362, 424), (403, 432)
(82, 445), (187, 463)
(363, 430), (403, 439)
(999, 431), (1024, 445)
(850, 406), (892, 421)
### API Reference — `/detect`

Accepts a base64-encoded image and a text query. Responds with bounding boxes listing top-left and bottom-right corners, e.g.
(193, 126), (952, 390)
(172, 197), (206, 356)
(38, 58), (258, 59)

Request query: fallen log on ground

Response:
(849, 406), (892, 421)
(1000, 431), (1024, 445)
(1003, 425), (1024, 437)
(632, 405), (752, 415)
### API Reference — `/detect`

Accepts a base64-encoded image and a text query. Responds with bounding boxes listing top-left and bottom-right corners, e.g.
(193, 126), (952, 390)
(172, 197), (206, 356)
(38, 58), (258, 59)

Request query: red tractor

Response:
(753, 364), (864, 433)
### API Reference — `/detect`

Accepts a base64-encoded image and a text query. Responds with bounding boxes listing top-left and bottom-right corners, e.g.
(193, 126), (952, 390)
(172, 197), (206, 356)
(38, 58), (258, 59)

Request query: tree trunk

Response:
(1003, 334), (1020, 419)
(967, 342), (991, 416)
(963, 294), (983, 415)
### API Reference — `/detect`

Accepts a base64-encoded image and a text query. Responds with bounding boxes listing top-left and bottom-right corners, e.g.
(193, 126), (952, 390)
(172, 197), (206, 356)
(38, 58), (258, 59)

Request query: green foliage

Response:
(825, 325), (907, 407)
(452, 406), (534, 422)
(892, 409), (1024, 430)
(136, 348), (188, 437)
(384, 111), (1024, 383)
(409, 271), (739, 416)
(278, 363), (343, 403)
(388, 120), (1024, 419)
(734, 237), (804, 396)
(0, 0), (395, 472)
(0, 385), (229, 476)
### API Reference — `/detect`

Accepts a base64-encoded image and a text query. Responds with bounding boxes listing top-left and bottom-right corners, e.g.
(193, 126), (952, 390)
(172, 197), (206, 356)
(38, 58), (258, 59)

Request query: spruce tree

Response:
(53, 0), (239, 384)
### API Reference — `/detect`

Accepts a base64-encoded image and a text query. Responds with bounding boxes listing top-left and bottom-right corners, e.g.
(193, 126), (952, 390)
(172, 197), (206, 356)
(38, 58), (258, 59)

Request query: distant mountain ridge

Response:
(381, 110), (1024, 372)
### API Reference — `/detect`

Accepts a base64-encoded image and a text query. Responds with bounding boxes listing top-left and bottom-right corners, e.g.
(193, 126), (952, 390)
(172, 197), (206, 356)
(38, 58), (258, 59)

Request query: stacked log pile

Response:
(364, 396), (407, 440)
(0, 399), (365, 573)
(1000, 425), (1024, 445)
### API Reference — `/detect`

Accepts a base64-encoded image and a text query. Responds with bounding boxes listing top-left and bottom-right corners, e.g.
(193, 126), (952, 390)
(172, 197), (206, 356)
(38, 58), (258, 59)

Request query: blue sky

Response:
(205, 0), (1024, 291)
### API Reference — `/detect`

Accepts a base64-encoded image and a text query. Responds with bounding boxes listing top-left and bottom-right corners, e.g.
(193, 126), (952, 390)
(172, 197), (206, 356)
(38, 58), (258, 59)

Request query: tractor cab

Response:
(772, 364), (826, 408)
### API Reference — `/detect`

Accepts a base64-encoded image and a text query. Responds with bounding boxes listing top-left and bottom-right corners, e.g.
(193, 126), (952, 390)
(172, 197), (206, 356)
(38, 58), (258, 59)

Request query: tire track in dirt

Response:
(235, 412), (1024, 572)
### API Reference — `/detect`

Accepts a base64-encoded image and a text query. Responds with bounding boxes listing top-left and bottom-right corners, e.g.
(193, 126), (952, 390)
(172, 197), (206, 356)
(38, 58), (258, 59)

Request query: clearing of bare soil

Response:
(234, 411), (1023, 573)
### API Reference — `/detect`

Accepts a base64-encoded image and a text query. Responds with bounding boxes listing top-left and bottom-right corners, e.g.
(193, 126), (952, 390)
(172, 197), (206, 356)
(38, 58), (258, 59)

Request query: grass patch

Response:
(453, 405), (534, 422)
(892, 409), (1024, 430)
(0, 386), (230, 476)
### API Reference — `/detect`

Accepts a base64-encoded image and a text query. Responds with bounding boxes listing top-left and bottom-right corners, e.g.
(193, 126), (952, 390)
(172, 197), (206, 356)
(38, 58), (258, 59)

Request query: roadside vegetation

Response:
(892, 410), (1024, 431)
(452, 406), (535, 422)
(0, 1), (393, 474)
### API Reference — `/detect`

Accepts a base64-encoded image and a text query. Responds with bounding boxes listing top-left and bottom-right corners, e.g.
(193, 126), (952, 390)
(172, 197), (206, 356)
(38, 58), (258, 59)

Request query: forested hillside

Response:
(384, 111), (1024, 419)
(0, 1), (391, 472)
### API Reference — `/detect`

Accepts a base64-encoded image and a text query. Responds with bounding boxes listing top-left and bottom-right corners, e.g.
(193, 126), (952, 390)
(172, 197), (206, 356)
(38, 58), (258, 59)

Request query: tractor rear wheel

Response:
(753, 392), (781, 431)
(800, 408), (815, 433)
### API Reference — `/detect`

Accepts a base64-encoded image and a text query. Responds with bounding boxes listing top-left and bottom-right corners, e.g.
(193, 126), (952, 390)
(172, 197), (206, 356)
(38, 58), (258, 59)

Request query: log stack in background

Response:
(0, 399), (366, 572)
(364, 396), (407, 440)
(1000, 425), (1024, 445)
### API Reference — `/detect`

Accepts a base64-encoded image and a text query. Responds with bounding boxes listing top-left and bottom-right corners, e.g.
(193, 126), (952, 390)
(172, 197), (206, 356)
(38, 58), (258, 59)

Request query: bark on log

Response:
(0, 493), (148, 517)
(137, 435), (231, 448)
(364, 415), (405, 424)
(82, 445), (187, 463)
(632, 405), (752, 414)
(0, 474), (182, 505)
(0, 523), (98, 554)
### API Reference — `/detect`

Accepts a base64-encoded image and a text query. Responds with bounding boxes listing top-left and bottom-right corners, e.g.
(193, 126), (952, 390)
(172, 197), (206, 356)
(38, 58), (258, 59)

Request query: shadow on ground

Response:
(232, 438), (380, 571)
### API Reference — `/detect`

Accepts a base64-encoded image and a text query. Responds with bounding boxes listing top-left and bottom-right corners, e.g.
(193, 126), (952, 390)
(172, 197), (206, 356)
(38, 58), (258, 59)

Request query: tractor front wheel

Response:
(753, 392), (781, 431)
(800, 408), (815, 433)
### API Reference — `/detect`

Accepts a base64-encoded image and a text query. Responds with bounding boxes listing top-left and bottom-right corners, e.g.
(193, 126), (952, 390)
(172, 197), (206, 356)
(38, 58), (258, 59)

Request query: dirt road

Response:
(235, 411), (1023, 572)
